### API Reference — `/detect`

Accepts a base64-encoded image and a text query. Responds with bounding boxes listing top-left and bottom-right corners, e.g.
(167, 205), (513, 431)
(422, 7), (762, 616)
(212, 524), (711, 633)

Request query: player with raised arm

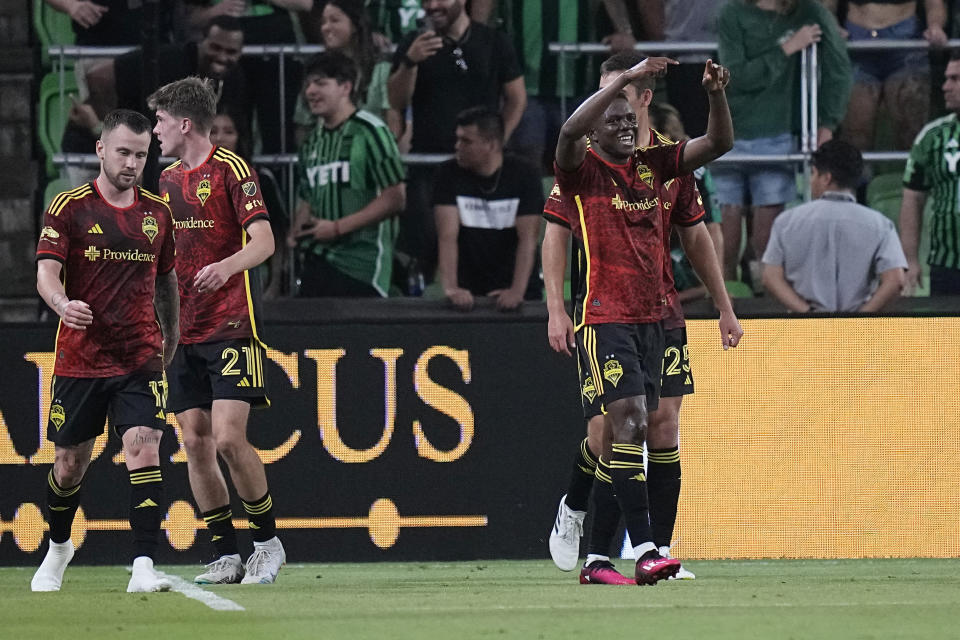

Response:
(544, 55), (741, 584)
(149, 77), (282, 585)
(31, 108), (178, 593)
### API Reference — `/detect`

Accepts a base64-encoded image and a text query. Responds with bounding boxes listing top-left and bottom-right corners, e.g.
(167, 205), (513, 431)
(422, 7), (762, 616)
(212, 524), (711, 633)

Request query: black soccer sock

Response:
(242, 492), (276, 543)
(202, 505), (239, 558)
(586, 457), (622, 557)
(647, 446), (682, 549)
(46, 469), (81, 544)
(564, 438), (599, 512)
(128, 466), (164, 561)
(609, 443), (654, 553)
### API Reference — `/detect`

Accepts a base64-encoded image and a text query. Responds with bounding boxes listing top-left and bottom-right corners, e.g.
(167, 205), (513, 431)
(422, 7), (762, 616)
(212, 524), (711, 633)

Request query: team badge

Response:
(49, 404), (65, 430)
(636, 164), (654, 189)
(196, 179), (211, 206)
(582, 376), (597, 403)
(241, 181), (257, 197)
(40, 226), (59, 240)
(549, 183), (561, 197)
(142, 215), (158, 243)
(603, 359), (623, 387)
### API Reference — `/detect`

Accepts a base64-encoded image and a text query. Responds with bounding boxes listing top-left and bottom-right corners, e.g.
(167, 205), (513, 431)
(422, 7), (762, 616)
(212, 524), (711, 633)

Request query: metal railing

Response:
(547, 38), (960, 192)
(47, 38), (955, 189)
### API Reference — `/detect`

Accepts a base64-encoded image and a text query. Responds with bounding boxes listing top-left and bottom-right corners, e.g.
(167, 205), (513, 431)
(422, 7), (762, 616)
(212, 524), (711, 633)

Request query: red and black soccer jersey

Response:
(159, 146), (269, 345)
(36, 181), (175, 377)
(660, 174), (706, 330)
(551, 139), (685, 326)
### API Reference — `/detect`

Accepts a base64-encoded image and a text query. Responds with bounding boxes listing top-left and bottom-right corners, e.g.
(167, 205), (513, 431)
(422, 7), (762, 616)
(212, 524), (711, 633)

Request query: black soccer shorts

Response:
(575, 322), (664, 419)
(47, 371), (167, 446)
(165, 338), (270, 414)
(660, 326), (694, 398)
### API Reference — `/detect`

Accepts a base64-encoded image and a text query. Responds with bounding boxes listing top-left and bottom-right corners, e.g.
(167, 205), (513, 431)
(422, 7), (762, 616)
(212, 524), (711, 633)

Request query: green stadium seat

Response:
(865, 172), (933, 297)
(724, 280), (754, 298)
(865, 172), (903, 228)
(42, 176), (74, 210)
(34, 0), (75, 69)
(37, 71), (78, 178)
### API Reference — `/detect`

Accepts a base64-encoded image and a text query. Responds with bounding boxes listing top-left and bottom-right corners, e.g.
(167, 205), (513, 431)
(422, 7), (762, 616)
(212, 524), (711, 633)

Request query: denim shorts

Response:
(846, 16), (929, 85)
(711, 133), (797, 207)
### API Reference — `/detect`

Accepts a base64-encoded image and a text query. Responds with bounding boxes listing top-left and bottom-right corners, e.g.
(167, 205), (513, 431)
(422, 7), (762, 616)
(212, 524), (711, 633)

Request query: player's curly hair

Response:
(147, 76), (218, 133)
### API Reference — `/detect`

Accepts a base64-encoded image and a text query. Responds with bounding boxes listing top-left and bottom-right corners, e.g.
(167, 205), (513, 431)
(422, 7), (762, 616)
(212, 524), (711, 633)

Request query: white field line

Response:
(155, 571), (245, 611)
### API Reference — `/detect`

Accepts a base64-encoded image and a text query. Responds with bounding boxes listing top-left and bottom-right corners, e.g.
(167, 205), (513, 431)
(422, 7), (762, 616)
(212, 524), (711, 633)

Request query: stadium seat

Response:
(866, 172), (903, 228)
(37, 72), (78, 178)
(724, 280), (754, 298)
(42, 176), (74, 210)
(33, 0), (75, 69)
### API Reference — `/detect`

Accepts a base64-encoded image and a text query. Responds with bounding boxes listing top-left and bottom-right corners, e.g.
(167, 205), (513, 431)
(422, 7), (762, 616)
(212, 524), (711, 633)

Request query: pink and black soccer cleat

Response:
(579, 560), (636, 585)
(634, 555), (681, 585)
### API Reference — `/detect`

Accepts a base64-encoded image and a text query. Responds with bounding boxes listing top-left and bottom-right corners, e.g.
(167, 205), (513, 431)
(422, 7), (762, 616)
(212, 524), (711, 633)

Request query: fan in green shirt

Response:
(290, 51), (406, 297)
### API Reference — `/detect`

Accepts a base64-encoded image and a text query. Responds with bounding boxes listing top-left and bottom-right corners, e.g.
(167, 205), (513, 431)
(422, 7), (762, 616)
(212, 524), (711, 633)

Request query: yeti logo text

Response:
(306, 161), (350, 188)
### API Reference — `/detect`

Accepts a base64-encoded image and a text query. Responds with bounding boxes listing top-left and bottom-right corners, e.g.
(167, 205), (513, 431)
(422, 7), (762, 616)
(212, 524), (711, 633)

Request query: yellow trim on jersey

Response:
(139, 187), (172, 212)
(574, 194), (591, 332)
(240, 233), (271, 408)
(214, 147), (251, 181)
(48, 184), (93, 218)
(162, 159), (182, 172)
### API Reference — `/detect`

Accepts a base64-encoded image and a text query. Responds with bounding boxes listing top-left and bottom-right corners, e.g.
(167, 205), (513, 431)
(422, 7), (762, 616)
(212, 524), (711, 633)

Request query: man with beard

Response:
(387, 0), (526, 288)
(32, 109), (179, 593)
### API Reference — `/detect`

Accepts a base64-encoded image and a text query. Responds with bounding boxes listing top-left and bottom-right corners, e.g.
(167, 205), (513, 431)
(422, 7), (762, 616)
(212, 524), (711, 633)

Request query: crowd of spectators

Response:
(39, 0), (960, 309)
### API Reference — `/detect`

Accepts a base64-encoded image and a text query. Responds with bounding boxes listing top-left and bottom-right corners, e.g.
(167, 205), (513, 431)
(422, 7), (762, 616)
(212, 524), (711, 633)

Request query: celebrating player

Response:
(545, 56), (741, 584)
(149, 77), (283, 584)
(32, 109), (179, 593)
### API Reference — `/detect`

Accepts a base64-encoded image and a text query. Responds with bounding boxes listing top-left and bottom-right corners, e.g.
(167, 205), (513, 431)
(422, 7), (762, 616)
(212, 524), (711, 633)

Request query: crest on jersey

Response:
(582, 376), (597, 403)
(636, 164), (654, 189)
(142, 215), (158, 243)
(40, 226), (59, 240)
(50, 404), (65, 430)
(241, 181), (257, 197)
(603, 359), (623, 387)
(549, 183), (561, 197)
(196, 179), (212, 206)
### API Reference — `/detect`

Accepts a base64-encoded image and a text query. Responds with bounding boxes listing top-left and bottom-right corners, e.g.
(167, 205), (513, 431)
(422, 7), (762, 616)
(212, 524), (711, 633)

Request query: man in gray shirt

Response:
(762, 140), (907, 312)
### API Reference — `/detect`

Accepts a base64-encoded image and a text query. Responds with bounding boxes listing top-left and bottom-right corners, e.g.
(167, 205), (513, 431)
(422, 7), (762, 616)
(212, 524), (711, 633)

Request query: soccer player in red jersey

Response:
(31, 109), (179, 593)
(547, 57), (741, 585)
(149, 77), (282, 585)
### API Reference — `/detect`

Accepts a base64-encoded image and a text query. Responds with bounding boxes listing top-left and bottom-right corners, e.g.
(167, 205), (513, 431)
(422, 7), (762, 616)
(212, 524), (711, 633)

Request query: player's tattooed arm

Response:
(37, 258), (93, 330)
(155, 269), (180, 367)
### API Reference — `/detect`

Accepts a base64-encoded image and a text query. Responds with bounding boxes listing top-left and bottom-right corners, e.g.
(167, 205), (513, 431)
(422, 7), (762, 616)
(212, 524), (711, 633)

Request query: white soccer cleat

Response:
(660, 546), (696, 580)
(31, 539), (75, 592)
(549, 495), (585, 571)
(194, 554), (245, 584)
(127, 556), (172, 593)
(240, 537), (285, 584)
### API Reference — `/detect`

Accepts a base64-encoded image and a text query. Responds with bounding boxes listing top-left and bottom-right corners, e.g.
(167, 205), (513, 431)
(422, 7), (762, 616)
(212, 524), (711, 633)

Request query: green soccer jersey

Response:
(904, 113), (960, 270)
(297, 109), (405, 296)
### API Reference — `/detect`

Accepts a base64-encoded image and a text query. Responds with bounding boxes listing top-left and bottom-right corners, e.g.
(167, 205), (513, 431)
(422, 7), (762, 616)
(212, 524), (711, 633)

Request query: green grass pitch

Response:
(2, 559), (959, 639)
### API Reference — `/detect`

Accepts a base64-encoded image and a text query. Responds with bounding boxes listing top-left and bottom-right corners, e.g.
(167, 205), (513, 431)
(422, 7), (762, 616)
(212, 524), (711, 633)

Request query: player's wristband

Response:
(333, 219), (341, 238)
(401, 53), (418, 68)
